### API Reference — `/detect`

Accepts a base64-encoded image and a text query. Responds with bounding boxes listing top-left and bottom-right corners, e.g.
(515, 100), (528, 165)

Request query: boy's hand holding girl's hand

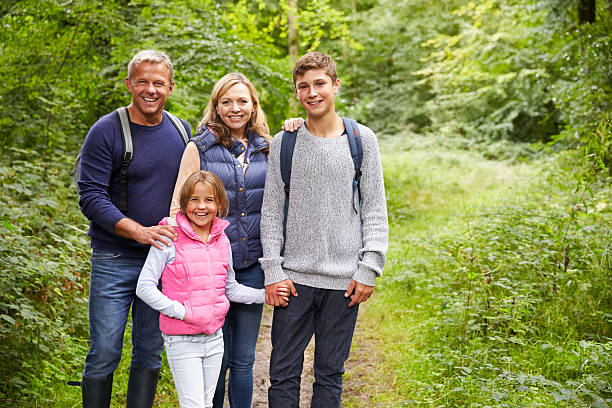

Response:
(265, 279), (297, 307)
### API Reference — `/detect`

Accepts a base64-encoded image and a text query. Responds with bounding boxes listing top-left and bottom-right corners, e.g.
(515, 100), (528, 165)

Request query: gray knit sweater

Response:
(259, 123), (388, 290)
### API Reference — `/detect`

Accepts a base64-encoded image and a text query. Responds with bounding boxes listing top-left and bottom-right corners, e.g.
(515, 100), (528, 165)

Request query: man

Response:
(78, 50), (190, 408)
(260, 51), (388, 407)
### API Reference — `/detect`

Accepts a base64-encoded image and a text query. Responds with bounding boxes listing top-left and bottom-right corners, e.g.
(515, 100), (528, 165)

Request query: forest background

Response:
(0, 0), (610, 406)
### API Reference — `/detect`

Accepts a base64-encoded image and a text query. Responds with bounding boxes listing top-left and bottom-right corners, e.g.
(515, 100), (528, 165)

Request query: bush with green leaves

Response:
(0, 149), (90, 399)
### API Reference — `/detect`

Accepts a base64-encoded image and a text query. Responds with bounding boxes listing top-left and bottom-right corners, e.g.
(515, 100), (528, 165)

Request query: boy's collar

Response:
(304, 115), (345, 139)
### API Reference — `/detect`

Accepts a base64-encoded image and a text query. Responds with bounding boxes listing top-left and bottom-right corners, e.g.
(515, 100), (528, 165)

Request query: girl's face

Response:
(185, 181), (218, 233)
(216, 83), (254, 138)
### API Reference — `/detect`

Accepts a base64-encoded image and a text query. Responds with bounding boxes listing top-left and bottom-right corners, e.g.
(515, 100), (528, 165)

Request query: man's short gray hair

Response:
(127, 50), (174, 83)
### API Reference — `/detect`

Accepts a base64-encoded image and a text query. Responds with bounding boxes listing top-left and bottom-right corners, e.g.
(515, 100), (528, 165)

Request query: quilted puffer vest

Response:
(191, 127), (268, 270)
(159, 212), (231, 335)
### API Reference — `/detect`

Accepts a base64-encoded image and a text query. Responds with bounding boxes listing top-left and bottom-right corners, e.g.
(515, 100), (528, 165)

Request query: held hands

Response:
(282, 117), (304, 133)
(345, 280), (374, 307)
(265, 279), (298, 307)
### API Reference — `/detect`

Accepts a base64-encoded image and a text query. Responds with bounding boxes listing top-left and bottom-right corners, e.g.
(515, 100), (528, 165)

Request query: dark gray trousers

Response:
(268, 283), (359, 408)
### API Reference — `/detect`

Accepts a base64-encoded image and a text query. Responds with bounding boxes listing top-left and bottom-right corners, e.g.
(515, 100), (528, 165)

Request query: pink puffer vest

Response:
(158, 212), (231, 335)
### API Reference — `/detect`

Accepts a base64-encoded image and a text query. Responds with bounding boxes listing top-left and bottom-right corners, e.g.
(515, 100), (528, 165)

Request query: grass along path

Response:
(341, 136), (611, 407)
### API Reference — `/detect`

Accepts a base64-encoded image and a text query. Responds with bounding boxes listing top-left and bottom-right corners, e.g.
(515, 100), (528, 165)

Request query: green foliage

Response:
(415, 0), (562, 143)
(0, 0), (133, 152)
(0, 149), (90, 399)
(0, 0), (364, 154)
(232, 0), (354, 55)
(541, 0), (612, 143)
(2, 0), (611, 404)
(338, 0), (610, 145)
(0, 0), (299, 153)
(130, 0), (296, 131)
(364, 132), (611, 406)
(332, 0), (458, 135)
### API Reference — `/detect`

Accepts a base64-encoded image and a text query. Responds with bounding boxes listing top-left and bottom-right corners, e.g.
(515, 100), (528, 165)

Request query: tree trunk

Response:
(288, 0), (298, 61)
(577, 0), (596, 23)
(288, 0), (299, 115)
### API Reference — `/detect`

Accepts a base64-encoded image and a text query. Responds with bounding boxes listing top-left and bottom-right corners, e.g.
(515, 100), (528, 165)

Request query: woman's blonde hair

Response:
(197, 73), (270, 153)
(179, 170), (229, 218)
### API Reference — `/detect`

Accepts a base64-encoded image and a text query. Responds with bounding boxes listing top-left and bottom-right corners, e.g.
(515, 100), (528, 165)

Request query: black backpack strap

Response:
(116, 107), (133, 214)
(164, 110), (190, 145)
(342, 117), (363, 213)
(280, 130), (298, 256)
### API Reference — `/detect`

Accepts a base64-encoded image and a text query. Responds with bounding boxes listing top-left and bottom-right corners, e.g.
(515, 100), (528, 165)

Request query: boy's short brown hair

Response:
(292, 51), (338, 87)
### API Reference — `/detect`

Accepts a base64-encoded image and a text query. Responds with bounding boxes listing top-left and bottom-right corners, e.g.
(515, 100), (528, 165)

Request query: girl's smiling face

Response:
(185, 181), (218, 236)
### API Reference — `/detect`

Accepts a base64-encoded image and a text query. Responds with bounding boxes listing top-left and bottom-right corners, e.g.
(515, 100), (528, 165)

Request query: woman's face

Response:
(216, 83), (254, 138)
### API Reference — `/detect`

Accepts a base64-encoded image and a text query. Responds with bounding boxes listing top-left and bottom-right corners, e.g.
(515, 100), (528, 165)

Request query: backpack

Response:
(71, 107), (190, 213)
(279, 117), (363, 254)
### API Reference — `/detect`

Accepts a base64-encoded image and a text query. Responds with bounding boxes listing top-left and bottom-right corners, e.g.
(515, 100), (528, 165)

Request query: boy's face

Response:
(294, 68), (340, 120)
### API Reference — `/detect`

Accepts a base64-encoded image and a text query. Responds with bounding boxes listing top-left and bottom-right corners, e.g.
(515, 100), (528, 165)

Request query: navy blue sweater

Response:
(78, 110), (190, 258)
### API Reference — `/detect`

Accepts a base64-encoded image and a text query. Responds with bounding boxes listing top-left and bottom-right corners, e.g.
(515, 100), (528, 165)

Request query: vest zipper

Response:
(205, 243), (214, 307)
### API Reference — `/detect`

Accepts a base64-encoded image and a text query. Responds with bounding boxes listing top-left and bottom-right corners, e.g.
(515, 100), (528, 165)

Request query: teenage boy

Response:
(260, 51), (388, 407)
(78, 50), (190, 408)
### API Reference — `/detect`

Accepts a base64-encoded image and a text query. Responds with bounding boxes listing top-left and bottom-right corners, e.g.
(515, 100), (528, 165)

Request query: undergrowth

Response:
(0, 148), (90, 401)
(0, 149), (180, 406)
(351, 120), (611, 407)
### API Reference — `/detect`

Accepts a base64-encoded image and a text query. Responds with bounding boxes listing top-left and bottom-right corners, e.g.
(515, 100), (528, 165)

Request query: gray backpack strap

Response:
(164, 110), (190, 145)
(116, 107), (133, 213)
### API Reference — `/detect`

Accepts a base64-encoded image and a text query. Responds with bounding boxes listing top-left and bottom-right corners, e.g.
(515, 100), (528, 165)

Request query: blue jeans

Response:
(212, 263), (264, 408)
(83, 250), (164, 378)
(268, 283), (359, 408)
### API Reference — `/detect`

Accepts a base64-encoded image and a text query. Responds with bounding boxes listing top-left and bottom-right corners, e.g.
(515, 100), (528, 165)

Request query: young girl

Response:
(136, 170), (287, 408)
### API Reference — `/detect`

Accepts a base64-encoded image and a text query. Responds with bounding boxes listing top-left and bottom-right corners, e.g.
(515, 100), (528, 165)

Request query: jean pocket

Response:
(91, 250), (122, 261)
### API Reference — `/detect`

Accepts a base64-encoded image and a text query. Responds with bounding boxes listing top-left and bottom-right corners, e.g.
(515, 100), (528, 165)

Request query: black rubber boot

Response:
(126, 367), (160, 408)
(82, 374), (113, 408)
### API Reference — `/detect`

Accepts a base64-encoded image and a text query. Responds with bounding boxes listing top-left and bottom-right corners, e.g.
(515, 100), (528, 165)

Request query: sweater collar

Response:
(175, 211), (229, 243)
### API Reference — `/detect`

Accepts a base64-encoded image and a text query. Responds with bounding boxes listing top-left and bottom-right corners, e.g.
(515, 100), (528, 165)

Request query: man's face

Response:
(125, 62), (174, 125)
(294, 68), (339, 120)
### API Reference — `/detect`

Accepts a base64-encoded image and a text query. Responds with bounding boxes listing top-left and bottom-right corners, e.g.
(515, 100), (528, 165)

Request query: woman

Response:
(170, 73), (300, 408)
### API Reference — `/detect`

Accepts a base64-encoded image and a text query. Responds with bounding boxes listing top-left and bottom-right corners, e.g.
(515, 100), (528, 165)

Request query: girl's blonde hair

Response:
(179, 170), (229, 218)
(197, 73), (270, 153)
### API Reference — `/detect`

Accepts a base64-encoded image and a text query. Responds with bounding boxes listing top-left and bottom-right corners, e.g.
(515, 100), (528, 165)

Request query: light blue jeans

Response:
(84, 250), (163, 378)
(164, 330), (225, 408)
